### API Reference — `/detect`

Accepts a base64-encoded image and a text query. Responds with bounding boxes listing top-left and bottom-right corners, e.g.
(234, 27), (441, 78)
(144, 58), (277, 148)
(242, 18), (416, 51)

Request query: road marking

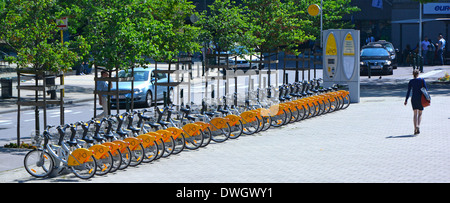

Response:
(0, 120), (12, 125)
(421, 70), (443, 78)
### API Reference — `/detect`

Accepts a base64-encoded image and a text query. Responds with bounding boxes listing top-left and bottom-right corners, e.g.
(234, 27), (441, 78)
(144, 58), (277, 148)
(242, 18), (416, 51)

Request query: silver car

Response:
(110, 67), (174, 107)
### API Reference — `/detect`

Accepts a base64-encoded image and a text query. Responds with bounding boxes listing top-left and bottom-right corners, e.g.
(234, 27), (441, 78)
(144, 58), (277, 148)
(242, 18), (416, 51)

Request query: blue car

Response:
(110, 67), (174, 107)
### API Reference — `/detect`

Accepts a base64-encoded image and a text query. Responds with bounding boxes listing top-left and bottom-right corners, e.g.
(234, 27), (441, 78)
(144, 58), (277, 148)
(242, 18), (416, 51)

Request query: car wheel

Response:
(145, 91), (153, 107)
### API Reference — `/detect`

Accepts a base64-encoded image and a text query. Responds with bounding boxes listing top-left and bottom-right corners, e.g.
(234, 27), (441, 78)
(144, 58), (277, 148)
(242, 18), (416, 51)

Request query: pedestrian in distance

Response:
(404, 69), (428, 135)
(436, 34), (446, 65)
(421, 36), (430, 65)
(97, 70), (111, 118)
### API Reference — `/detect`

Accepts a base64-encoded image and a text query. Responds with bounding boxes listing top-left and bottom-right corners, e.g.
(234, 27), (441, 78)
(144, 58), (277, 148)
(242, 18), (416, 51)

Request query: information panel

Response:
(322, 29), (360, 103)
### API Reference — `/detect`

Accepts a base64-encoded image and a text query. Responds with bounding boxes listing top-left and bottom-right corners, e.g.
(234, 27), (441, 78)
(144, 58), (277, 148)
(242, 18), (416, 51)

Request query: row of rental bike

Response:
(23, 78), (351, 179)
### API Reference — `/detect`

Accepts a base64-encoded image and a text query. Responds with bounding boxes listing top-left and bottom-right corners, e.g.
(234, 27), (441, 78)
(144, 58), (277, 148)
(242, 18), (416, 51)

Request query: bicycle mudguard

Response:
(123, 137), (142, 151)
(89, 144), (110, 160)
(112, 140), (129, 153)
(155, 129), (173, 142)
(144, 132), (162, 144)
(269, 105), (284, 116)
(182, 123), (201, 137)
(209, 117), (229, 129)
(102, 142), (120, 156)
(68, 148), (94, 166)
(166, 127), (183, 139)
(257, 108), (271, 117)
(240, 111), (257, 123)
(136, 134), (156, 148)
(194, 121), (211, 131)
(225, 115), (240, 126)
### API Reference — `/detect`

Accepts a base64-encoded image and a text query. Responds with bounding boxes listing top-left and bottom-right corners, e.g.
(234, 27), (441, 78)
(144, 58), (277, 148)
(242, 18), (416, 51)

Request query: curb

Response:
(0, 97), (94, 115)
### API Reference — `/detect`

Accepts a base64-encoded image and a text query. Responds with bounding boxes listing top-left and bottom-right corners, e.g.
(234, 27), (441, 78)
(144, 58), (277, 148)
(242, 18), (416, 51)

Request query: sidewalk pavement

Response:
(1, 66), (450, 182)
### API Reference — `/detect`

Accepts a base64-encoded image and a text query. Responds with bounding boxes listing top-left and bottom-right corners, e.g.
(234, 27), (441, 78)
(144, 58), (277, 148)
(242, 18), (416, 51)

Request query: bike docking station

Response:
(322, 29), (360, 103)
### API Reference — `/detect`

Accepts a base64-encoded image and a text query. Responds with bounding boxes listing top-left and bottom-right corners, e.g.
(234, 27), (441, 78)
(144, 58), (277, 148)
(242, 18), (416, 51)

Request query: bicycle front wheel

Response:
(24, 149), (54, 178)
(70, 155), (97, 179)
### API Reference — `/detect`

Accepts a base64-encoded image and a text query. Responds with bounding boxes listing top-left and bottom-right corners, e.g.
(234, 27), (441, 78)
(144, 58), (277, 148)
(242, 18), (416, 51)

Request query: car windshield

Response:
(118, 71), (149, 81)
(361, 48), (389, 57)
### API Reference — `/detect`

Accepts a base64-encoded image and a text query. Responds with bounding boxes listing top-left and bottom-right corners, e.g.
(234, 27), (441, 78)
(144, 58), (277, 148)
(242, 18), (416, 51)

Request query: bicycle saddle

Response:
(116, 129), (129, 137)
(186, 115), (197, 121)
(157, 120), (170, 127)
(218, 108), (229, 115)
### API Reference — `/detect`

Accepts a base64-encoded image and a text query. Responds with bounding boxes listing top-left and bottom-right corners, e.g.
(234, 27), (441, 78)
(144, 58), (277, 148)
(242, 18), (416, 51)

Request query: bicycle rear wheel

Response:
(142, 141), (158, 163)
(242, 117), (259, 135)
(172, 134), (185, 155)
(24, 149), (54, 178)
(129, 143), (145, 166)
(155, 139), (165, 160)
(270, 109), (287, 127)
(201, 127), (212, 147)
(109, 149), (122, 173)
(163, 137), (175, 157)
(95, 151), (113, 176)
(210, 123), (231, 142)
(185, 131), (204, 150)
(70, 155), (97, 179)
(229, 120), (243, 139)
(342, 94), (350, 109)
(119, 147), (132, 170)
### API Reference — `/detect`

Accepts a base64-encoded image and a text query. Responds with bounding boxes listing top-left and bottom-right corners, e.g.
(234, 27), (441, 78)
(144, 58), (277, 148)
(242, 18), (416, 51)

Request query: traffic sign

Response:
(56, 17), (68, 30)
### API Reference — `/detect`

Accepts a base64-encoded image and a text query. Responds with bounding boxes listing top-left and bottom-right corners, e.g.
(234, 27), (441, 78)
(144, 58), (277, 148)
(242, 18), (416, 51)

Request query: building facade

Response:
(348, 0), (450, 64)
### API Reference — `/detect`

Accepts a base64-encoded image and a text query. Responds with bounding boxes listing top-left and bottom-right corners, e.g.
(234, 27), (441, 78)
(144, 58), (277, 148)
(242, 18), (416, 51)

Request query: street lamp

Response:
(307, 1), (323, 47)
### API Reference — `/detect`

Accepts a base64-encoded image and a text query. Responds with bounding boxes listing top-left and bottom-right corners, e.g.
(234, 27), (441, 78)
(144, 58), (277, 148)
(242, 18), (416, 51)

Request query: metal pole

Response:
(419, 3), (422, 57)
(320, 0), (323, 48)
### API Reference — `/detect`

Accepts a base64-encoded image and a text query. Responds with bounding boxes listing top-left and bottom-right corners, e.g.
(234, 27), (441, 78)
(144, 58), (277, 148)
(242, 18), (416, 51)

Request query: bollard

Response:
(163, 91), (167, 107)
(1, 77), (12, 98)
(418, 55), (424, 73)
(125, 97), (130, 112)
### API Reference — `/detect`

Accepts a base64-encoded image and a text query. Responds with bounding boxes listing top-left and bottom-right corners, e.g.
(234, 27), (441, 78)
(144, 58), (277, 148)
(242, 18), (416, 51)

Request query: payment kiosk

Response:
(322, 29), (360, 103)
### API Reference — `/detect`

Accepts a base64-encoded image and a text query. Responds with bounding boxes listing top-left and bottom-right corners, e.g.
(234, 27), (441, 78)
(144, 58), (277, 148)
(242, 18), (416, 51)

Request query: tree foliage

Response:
(149, 0), (202, 62)
(0, 0), (88, 72)
(1, 0), (362, 72)
(243, 0), (315, 55)
(294, 0), (360, 38)
(197, 0), (259, 55)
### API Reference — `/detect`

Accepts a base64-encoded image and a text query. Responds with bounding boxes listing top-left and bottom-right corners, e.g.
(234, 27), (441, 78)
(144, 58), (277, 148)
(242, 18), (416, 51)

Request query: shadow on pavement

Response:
(386, 134), (417, 139)
(361, 83), (450, 98)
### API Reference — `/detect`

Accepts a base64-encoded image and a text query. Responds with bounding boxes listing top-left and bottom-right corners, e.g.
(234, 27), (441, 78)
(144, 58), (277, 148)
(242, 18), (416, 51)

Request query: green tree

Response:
(197, 0), (259, 55)
(293, 0), (360, 39)
(243, 0), (314, 55)
(66, 0), (200, 70)
(65, 0), (160, 70)
(0, 0), (88, 72)
(149, 0), (202, 62)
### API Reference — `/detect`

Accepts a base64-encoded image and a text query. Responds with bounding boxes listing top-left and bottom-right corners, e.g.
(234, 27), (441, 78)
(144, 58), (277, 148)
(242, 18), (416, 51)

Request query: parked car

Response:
(360, 44), (394, 75)
(367, 40), (398, 69)
(227, 54), (259, 70)
(110, 67), (173, 107)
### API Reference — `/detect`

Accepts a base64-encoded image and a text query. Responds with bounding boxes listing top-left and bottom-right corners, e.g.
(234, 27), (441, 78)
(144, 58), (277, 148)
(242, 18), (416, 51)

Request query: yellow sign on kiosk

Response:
(325, 32), (337, 79)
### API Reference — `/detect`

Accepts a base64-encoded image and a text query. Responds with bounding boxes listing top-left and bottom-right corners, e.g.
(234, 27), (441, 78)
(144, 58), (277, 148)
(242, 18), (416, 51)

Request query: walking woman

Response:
(404, 69), (428, 135)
